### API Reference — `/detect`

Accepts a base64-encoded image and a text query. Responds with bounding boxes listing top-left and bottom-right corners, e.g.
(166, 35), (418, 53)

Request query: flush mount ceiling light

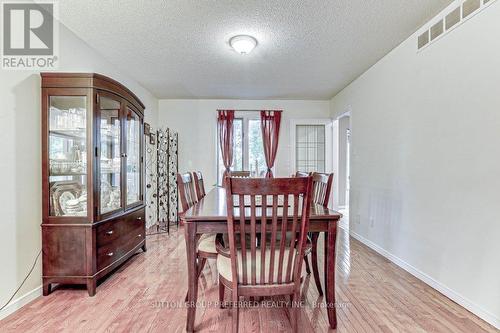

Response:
(229, 35), (257, 54)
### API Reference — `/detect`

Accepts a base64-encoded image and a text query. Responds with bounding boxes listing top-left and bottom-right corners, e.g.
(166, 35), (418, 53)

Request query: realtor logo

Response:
(1, 1), (59, 69)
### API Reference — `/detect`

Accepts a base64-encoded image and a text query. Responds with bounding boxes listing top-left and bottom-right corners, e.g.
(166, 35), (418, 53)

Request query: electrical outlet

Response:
(370, 217), (375, 228)
(355, 214), (361, 225)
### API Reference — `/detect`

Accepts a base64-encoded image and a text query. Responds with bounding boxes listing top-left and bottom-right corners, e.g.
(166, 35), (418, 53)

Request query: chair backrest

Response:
(229, 171), (251, 178)
(193, 171), (206, 201)
(177, 172), (197, 213)
(295, 171), (310, 178)
(311, 172), (333, 207)
(225, 177), (313, 286)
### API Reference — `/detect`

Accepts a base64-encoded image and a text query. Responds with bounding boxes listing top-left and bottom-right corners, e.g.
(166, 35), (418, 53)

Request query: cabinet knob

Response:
(107, 252), (114, 257)
(121, 153), (127, 158)
(106, 230), (114, 235)
(138, 234), (142, 238)
(137, 217), (142, 221)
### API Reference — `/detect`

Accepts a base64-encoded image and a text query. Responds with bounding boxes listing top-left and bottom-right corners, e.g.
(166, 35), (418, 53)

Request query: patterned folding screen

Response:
(156, 128), (169, 231)
(145, 129), (158, 229)
(145, 127), (178, 234)
(167, 130), (178, 225)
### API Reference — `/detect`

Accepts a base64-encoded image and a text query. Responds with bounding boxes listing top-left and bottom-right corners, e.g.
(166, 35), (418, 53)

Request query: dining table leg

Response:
(324, 221), (337, 329)
(185, 223), (198, 332)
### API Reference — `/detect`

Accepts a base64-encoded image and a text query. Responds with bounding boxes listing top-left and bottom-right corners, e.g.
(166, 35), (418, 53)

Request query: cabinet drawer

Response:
(96, 219), (122, 247)
(121, 209), (145, 240)
(96, 233), (143, 271)
(97, 241), (121, 271)
(96, 209), (145, 271)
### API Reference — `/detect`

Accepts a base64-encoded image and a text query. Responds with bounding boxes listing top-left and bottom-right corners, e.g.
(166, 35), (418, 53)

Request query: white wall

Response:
(330, 1), (500, 328)
(0, 24), (158, 319)
(158, 99), (331, 189)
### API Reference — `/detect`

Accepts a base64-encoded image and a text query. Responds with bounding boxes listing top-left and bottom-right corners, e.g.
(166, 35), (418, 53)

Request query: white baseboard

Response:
(0, 285), (42, 321)
(350, 230), (500, 330)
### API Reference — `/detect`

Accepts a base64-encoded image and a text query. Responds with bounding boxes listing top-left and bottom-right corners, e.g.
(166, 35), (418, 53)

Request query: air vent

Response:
(430, 20), (444, 40)
(463, 0), (481, 18)
(445, 7), (461, 30)
(417, 0), (496, 50)
(418, 31), (430, 49)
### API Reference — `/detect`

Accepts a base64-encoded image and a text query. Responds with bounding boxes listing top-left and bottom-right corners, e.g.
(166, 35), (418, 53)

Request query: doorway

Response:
(336, 114), (351, 229)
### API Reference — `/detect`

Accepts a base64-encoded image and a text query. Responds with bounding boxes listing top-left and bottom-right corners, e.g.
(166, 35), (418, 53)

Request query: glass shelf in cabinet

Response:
(100, 170), (121, 174)
(49, 128), (86, 140)
(50, 172), (87, 176)
(49, 160), (86, 175)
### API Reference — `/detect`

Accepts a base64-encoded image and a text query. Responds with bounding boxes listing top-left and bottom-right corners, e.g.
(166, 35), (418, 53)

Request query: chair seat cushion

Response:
(217, 248), (297, 284)
(197, 233), (217, 254)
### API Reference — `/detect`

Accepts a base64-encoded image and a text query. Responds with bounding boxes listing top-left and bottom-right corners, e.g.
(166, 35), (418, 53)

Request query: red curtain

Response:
(217, 110), (235, 182)
(260, 110), (282, 178)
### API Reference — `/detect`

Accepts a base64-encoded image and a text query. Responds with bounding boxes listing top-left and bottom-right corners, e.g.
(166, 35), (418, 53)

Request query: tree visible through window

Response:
(248, 120), (266, 177)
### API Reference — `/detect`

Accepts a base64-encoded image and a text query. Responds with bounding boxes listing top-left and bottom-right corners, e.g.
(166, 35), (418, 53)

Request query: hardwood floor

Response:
(0, 223), (497, 332)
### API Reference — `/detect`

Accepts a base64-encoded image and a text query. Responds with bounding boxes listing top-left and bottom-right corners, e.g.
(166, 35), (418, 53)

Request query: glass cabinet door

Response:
(99, 95), (122, 214)
(48, 96), (88, 217)
(125, 106), (142, 206)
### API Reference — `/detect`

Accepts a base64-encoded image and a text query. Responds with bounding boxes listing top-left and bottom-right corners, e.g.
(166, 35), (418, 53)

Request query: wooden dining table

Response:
(182, 187), (342, 332)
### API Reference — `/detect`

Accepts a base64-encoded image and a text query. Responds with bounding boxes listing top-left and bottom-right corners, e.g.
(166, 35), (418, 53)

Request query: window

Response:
(295, 125), (326, 172)
(217, 113), (267, 184)
(248, 119), (266, 177)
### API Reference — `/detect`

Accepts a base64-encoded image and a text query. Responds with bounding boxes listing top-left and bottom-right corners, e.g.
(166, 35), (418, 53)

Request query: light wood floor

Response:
(0, 223), (497, 332)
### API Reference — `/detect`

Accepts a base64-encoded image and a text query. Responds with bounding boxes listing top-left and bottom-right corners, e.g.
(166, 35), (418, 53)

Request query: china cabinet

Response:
(41, 73), (145, 296)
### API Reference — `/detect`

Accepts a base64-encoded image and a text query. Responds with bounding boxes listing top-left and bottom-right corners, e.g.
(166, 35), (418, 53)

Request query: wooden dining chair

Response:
(193, 171), (206, 201)
(311, 172), (334, 208)
(177, 172), (218, 300)
(295, 171), (310, 178)
(294, 172), (315, 274)
(178, 172), (198, 214)
(228, 171), (251, 178)
(293, 171), (334, 296)
(309, 172), (333, 295)
(217, 177), (314, 332)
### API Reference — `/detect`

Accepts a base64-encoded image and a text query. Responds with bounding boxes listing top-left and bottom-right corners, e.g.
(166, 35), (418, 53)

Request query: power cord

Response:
(0, 249), (42, 312)
(0, 229), (173, 312)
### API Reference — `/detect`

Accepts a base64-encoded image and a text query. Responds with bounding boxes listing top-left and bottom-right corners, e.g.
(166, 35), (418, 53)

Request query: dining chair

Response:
(311, 172), (334, 208)
(177, 172), (218, 300)
(294, 172), (315, 274)
(193, 171), (206, 201)
(217, 176), (314, 332)
(293, 171), (334, 296)
(295, 171), (310, 178)
(228, 171), (251, 178)
(309, 172), (333, 295)
(178, 172), (198, 214)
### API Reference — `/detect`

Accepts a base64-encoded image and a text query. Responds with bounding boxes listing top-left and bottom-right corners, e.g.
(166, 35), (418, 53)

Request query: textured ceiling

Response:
(59, 0), (452, 100)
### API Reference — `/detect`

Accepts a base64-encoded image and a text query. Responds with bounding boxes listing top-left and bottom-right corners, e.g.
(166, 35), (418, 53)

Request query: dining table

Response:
(182, 187), (342, 332)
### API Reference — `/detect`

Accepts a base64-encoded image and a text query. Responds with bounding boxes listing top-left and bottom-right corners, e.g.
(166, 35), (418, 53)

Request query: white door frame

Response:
(335, 108), (351, 209)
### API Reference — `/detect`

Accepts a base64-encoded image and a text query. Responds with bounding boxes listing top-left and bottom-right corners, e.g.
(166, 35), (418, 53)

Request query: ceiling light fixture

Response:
(229, 35), (257, 54)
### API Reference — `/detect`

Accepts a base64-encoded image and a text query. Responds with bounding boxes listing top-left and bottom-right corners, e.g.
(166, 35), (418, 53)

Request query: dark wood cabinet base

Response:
(86, 279), (96, 297)
(42, 282), (51, 296)
(42, 208), (146, 296)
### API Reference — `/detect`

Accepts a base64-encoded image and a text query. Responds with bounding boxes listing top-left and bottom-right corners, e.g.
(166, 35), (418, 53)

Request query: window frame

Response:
(289, 118), (333, 176)
(216, 111), (273, 185)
